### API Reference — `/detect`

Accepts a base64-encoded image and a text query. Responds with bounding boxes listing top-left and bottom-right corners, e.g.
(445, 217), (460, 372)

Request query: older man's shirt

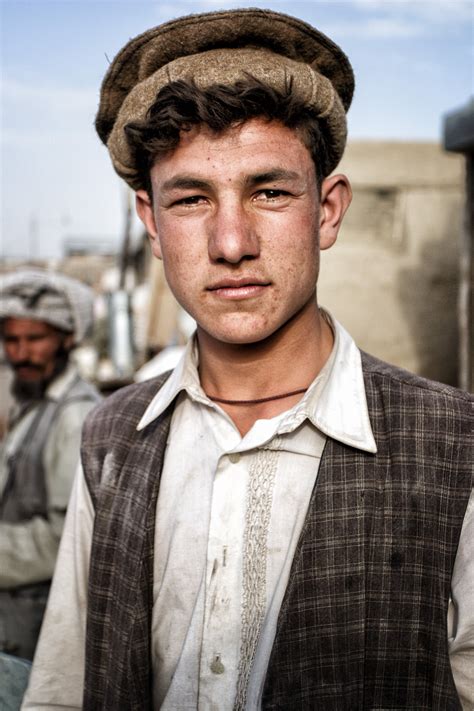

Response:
(0, 363), (96, 589)
(22, 317), (474, 710)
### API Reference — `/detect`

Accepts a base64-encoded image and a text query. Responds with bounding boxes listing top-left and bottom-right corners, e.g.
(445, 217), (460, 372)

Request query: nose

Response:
(207, 201), (259, 264)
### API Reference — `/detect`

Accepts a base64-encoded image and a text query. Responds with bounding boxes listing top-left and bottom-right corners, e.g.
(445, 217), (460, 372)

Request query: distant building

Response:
(63, 236), (117, 257)
(319, 140), (464, 387)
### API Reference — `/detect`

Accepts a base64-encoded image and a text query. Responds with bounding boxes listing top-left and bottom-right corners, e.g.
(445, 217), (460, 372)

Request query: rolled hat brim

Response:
(96, 8), (355, 188)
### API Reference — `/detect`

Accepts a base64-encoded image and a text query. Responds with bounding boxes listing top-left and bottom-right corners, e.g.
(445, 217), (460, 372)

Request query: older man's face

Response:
(3, 318), (73, 385)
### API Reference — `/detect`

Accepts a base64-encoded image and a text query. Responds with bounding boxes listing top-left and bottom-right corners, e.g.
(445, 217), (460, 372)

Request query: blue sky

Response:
(1, 0), (473, 259)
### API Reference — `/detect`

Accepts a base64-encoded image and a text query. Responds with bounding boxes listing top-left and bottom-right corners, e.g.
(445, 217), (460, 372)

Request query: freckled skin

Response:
(136, 119), (351, 431)
(137, 119), (345, 349)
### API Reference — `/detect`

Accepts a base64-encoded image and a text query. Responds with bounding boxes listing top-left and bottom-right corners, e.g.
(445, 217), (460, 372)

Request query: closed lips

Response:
(207, 278), (270, 290)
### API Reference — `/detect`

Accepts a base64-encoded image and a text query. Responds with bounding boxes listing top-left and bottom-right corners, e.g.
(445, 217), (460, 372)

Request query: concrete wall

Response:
(319, 141), (464, 386)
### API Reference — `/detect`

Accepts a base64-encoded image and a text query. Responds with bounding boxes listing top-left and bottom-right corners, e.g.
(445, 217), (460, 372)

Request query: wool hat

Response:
(96, 8), (354, 190)
(0, 269), (94, 343)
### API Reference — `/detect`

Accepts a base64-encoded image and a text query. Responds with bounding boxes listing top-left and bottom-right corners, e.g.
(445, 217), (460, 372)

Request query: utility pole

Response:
(443, 99), (474, 392)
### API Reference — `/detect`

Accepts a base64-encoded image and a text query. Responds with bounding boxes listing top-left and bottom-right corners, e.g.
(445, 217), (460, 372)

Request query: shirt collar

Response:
(137, 338), (204, 432)
(276, 315), (377, 453)
(137, 313), (377, 454)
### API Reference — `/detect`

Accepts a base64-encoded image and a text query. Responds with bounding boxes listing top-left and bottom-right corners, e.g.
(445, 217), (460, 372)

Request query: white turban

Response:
(0, 269), (94, 343)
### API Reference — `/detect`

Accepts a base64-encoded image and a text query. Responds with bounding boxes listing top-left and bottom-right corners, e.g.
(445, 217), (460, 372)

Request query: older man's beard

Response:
(11, 347), (70, 403)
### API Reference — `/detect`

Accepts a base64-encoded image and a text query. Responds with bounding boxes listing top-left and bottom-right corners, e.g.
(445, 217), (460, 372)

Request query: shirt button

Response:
(210, 655), (225, 674)
(228, 453), (240, 464)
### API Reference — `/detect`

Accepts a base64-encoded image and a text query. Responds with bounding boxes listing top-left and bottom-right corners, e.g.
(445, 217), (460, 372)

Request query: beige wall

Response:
(1, 143), (464, 395)
(319, 141), (464, 386)
(140, 141), (465, 386)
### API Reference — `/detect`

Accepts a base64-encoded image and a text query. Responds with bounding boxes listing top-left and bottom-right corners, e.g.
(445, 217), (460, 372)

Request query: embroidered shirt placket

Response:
(234, 442), (281, 711)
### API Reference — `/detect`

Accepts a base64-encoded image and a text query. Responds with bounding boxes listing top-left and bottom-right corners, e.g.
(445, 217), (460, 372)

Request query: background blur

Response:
(1, 0), (473, 393)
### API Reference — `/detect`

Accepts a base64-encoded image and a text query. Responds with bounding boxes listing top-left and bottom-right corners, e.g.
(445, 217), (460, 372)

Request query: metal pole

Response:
(458, 155), (473, 391)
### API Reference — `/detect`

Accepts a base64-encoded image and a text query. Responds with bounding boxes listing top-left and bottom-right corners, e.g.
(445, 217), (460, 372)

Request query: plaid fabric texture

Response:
(82, 375), (172, 710)
(263, 353), (472, 710)
(81, 353), (472, 710)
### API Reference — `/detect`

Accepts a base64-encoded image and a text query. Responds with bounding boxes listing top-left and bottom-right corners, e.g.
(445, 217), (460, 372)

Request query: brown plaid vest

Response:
(81, 352), (473, 710)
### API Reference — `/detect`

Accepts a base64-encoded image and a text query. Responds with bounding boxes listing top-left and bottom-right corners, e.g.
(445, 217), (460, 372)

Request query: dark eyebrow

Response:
(161, 170), (301, 193)
(161, 176), (212, 192)
(245, 169), (300, 188)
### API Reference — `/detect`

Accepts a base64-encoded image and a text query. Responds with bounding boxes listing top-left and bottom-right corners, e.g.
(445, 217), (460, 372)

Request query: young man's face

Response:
(3, 318), (72, 384)
(137, 118), (350, 347)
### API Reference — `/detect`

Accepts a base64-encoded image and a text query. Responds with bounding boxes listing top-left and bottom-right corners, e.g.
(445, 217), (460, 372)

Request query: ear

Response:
(319, 174), (352, 251)
(136, 189), (162, 260)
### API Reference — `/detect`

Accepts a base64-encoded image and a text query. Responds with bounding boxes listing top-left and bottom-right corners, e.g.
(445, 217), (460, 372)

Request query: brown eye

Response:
(175, 195), (206, 206)
(254, 189), (289, 202)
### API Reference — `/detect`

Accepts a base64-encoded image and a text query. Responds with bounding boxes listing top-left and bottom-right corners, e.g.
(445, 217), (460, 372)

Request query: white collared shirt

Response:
(140, 317), (375, 709)
(22, 316), (473, 710)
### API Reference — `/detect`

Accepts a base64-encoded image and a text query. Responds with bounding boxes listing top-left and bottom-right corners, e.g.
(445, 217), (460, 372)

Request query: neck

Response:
(197, 304), (333, 435)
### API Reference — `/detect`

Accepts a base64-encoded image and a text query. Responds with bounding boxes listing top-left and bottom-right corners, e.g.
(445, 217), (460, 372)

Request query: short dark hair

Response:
(124, 77), (333, 197)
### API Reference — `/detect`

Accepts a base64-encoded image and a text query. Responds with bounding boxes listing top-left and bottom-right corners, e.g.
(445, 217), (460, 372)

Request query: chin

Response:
(219, 334), (267, 346)
(199, 319), (281, 347)
(13, 376), (48, 401)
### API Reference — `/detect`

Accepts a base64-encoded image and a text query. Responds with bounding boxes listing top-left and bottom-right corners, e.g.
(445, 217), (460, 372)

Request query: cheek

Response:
(275, 227), (319, 280)
(37, 340), (62, 365)
(31, 349), (48, 367)
(159, 225), (205, 282)
(154, 214), (196, 266)
(160, 249), (198, 307)
(4, 343), (14, 360)
(162, 246), (187, 277)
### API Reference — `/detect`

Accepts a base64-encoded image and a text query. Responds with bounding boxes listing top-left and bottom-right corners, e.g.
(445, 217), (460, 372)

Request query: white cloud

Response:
(323, 0), (472, 39)
(326, 16), (421, 38)
(352, 0), (473, 25)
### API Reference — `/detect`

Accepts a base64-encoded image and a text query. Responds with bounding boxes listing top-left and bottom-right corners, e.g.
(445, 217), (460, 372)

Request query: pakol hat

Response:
(96, 8), (355, 190)
(0, 269), (94, 344)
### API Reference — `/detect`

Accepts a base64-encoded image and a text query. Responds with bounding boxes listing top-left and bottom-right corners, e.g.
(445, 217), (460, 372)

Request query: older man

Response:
(24, 9), (472, 710)
(0, 269), (100, 660)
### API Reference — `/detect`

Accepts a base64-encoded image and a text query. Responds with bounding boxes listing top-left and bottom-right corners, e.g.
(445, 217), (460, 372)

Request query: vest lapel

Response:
(84, 403), (173, 710)
(263, 436), (379, 709)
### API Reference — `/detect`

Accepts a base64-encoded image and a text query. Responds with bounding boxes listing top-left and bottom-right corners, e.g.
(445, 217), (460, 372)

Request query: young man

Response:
(23, 9), (472, 710)
(0, 269), (100, 660)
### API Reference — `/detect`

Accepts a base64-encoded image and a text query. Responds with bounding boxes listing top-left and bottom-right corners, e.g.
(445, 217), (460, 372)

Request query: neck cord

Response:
(205, 387), (308, 406)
